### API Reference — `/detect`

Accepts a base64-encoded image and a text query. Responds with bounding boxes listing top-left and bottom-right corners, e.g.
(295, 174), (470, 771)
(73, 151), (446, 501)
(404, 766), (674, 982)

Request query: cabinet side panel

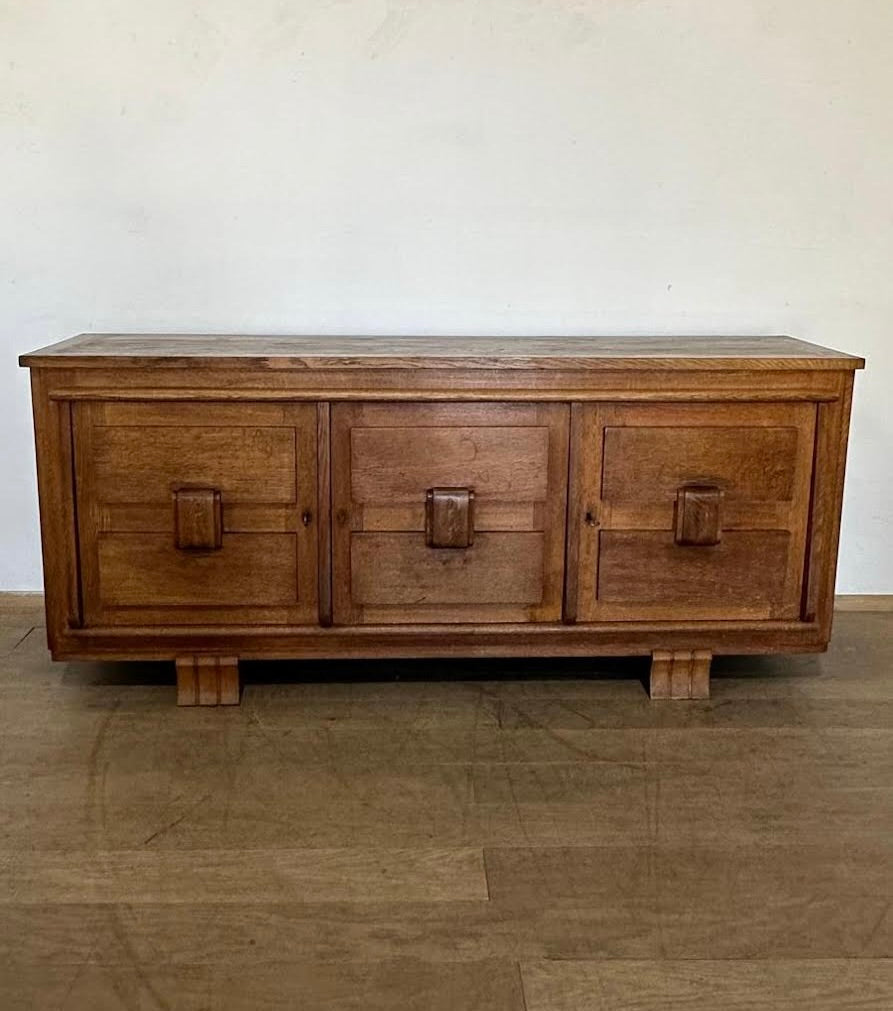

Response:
(29, 371), (81, 646)
(804, 372), (856, 638)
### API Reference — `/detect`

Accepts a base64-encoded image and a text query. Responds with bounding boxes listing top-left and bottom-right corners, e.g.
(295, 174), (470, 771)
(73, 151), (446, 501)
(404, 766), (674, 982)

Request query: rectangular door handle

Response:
(425, 487), (475, 548)
(173, 488), (223, 550)
(675, 484), (722, 546)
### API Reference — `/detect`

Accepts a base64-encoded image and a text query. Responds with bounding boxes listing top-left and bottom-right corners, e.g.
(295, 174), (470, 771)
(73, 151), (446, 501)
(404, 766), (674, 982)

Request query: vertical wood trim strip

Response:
(669, 650), (693, 698)
(329, 403), (355, 624)
(62, 399), (83, 628)
(317, 402), (333, 627)
(176, 656), (240, 706)
(818, 373), (855, 635)
(576, 404), (605, 621)
(291, 403), (320, 622)
(803, 373), (855, 635)
(29, 371), (78, 647)
(71, 400), (103, 628)
(537, 402), (571, 622)
(563, 403), (583, 623)
(776, 402), (816, 619)
(217, 656), (240, 704)
(175, 657), (198, 706)
(691, 650), (712, 698)
(650, 650), (672, 699)
(197, 657), (219, 705)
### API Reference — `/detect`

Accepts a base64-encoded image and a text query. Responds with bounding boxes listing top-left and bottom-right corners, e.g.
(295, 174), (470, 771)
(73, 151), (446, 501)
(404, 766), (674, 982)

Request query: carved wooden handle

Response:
(675, 484), (722, 546)
(425, 487), (475, 548)
(173, 488), (223, 550)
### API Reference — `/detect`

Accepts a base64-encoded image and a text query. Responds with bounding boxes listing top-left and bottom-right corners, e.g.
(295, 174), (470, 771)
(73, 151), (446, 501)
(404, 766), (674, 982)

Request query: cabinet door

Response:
(570, 402), (816, 622)
(331, 403), (569, 624)
(73, 402), (319, 626)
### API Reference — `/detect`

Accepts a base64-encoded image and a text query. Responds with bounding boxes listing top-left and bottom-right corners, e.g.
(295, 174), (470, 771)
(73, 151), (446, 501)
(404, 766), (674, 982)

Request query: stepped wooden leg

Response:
(650, 649), (711, 700)
(176, 656), (240, 706)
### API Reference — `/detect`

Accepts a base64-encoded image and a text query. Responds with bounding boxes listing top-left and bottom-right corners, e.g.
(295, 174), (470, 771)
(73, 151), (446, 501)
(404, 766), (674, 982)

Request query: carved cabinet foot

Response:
(176, 655), (240, 706)
(650, 649), (711, 700)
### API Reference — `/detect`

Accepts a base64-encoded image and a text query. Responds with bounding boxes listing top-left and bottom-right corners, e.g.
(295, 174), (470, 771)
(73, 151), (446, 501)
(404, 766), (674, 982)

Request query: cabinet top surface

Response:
(20, 333), (864, 371)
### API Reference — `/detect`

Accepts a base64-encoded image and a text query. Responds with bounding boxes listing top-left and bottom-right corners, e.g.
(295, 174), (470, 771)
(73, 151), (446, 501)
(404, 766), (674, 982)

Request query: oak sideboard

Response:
(20, 334), (863, 705)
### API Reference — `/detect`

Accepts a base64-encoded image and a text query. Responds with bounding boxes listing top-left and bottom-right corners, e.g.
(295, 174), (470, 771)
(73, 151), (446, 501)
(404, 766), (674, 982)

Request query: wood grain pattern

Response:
(574, 402), (816, 623)
(332, 402), (568, 625)
(350, 532), (546, 616)
(40, 368), (850, 404)
(804, 372), (856, 637)
(0, 602), (891, 1010)
(73, 401), (319, 628)
(650, 649), (712, 699)
(597, 530), (791, 618)
(425, 488), (475, 548)
(91, 422), (296, 503)
(27, 373), (81, 646)
(3, 848), (487, 903)
(603, 424), (800, 502)
(520, 960), (893, 1010)
(20, 333), (865, 370)
(99, 534), (299, 607)
(173, 488), (223, 550)
(0, 961), (526, 1011)
(674, 484), (722, 546)
(175, 655), (239, 706)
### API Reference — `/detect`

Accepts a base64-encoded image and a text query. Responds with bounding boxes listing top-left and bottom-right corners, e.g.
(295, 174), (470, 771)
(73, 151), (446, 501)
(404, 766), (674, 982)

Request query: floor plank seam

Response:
(481, 848), (493, 902)
(10, 626), (35, 652)
(516, 960), (530, 1011)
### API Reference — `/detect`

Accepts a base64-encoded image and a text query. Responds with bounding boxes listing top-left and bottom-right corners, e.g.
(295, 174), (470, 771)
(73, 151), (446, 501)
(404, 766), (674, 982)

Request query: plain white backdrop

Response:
(1, 0), (890, 591)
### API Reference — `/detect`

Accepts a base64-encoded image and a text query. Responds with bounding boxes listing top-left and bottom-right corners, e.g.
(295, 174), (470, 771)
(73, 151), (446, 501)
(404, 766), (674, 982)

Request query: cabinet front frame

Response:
(27, 365), (854, 661)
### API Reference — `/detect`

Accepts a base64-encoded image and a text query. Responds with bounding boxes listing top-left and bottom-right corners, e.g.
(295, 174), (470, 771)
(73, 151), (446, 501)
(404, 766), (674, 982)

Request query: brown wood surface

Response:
(0, 600), (890, 1009)
(650, 649), (712, 699)
(316, 402), (333, 628)
(331, 402), (569, 625)
(28, 373), (82, 647)
(72, 401), (319, 628)
(597, 530), (792, 619)
(98, 534), (300, 608)
(574, 402), (816, 623)
(674, 484), (722, 546)
(40, 370), (851, 408)
(425, 488), (475, 548)
(173, 488), (223, 551)
(175, 655), (240, 706)
(804, 372), (856, 637)
(20, 333), (864, 370)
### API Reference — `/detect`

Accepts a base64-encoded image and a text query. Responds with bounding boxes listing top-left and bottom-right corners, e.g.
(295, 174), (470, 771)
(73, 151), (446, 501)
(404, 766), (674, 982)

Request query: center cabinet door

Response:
(331, 403), (570, 624)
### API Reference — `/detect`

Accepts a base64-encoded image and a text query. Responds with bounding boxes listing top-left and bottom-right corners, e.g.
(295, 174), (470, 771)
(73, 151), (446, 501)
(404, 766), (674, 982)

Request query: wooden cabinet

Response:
(21, 334), (863, 705)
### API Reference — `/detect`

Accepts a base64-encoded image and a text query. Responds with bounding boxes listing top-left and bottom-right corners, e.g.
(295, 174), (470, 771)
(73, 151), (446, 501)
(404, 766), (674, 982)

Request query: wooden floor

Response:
(1, 598), (891, 1009)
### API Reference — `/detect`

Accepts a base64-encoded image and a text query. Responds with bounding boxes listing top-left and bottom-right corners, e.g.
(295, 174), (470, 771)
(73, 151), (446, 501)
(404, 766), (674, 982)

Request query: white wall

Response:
(1, 0), (890, 591)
